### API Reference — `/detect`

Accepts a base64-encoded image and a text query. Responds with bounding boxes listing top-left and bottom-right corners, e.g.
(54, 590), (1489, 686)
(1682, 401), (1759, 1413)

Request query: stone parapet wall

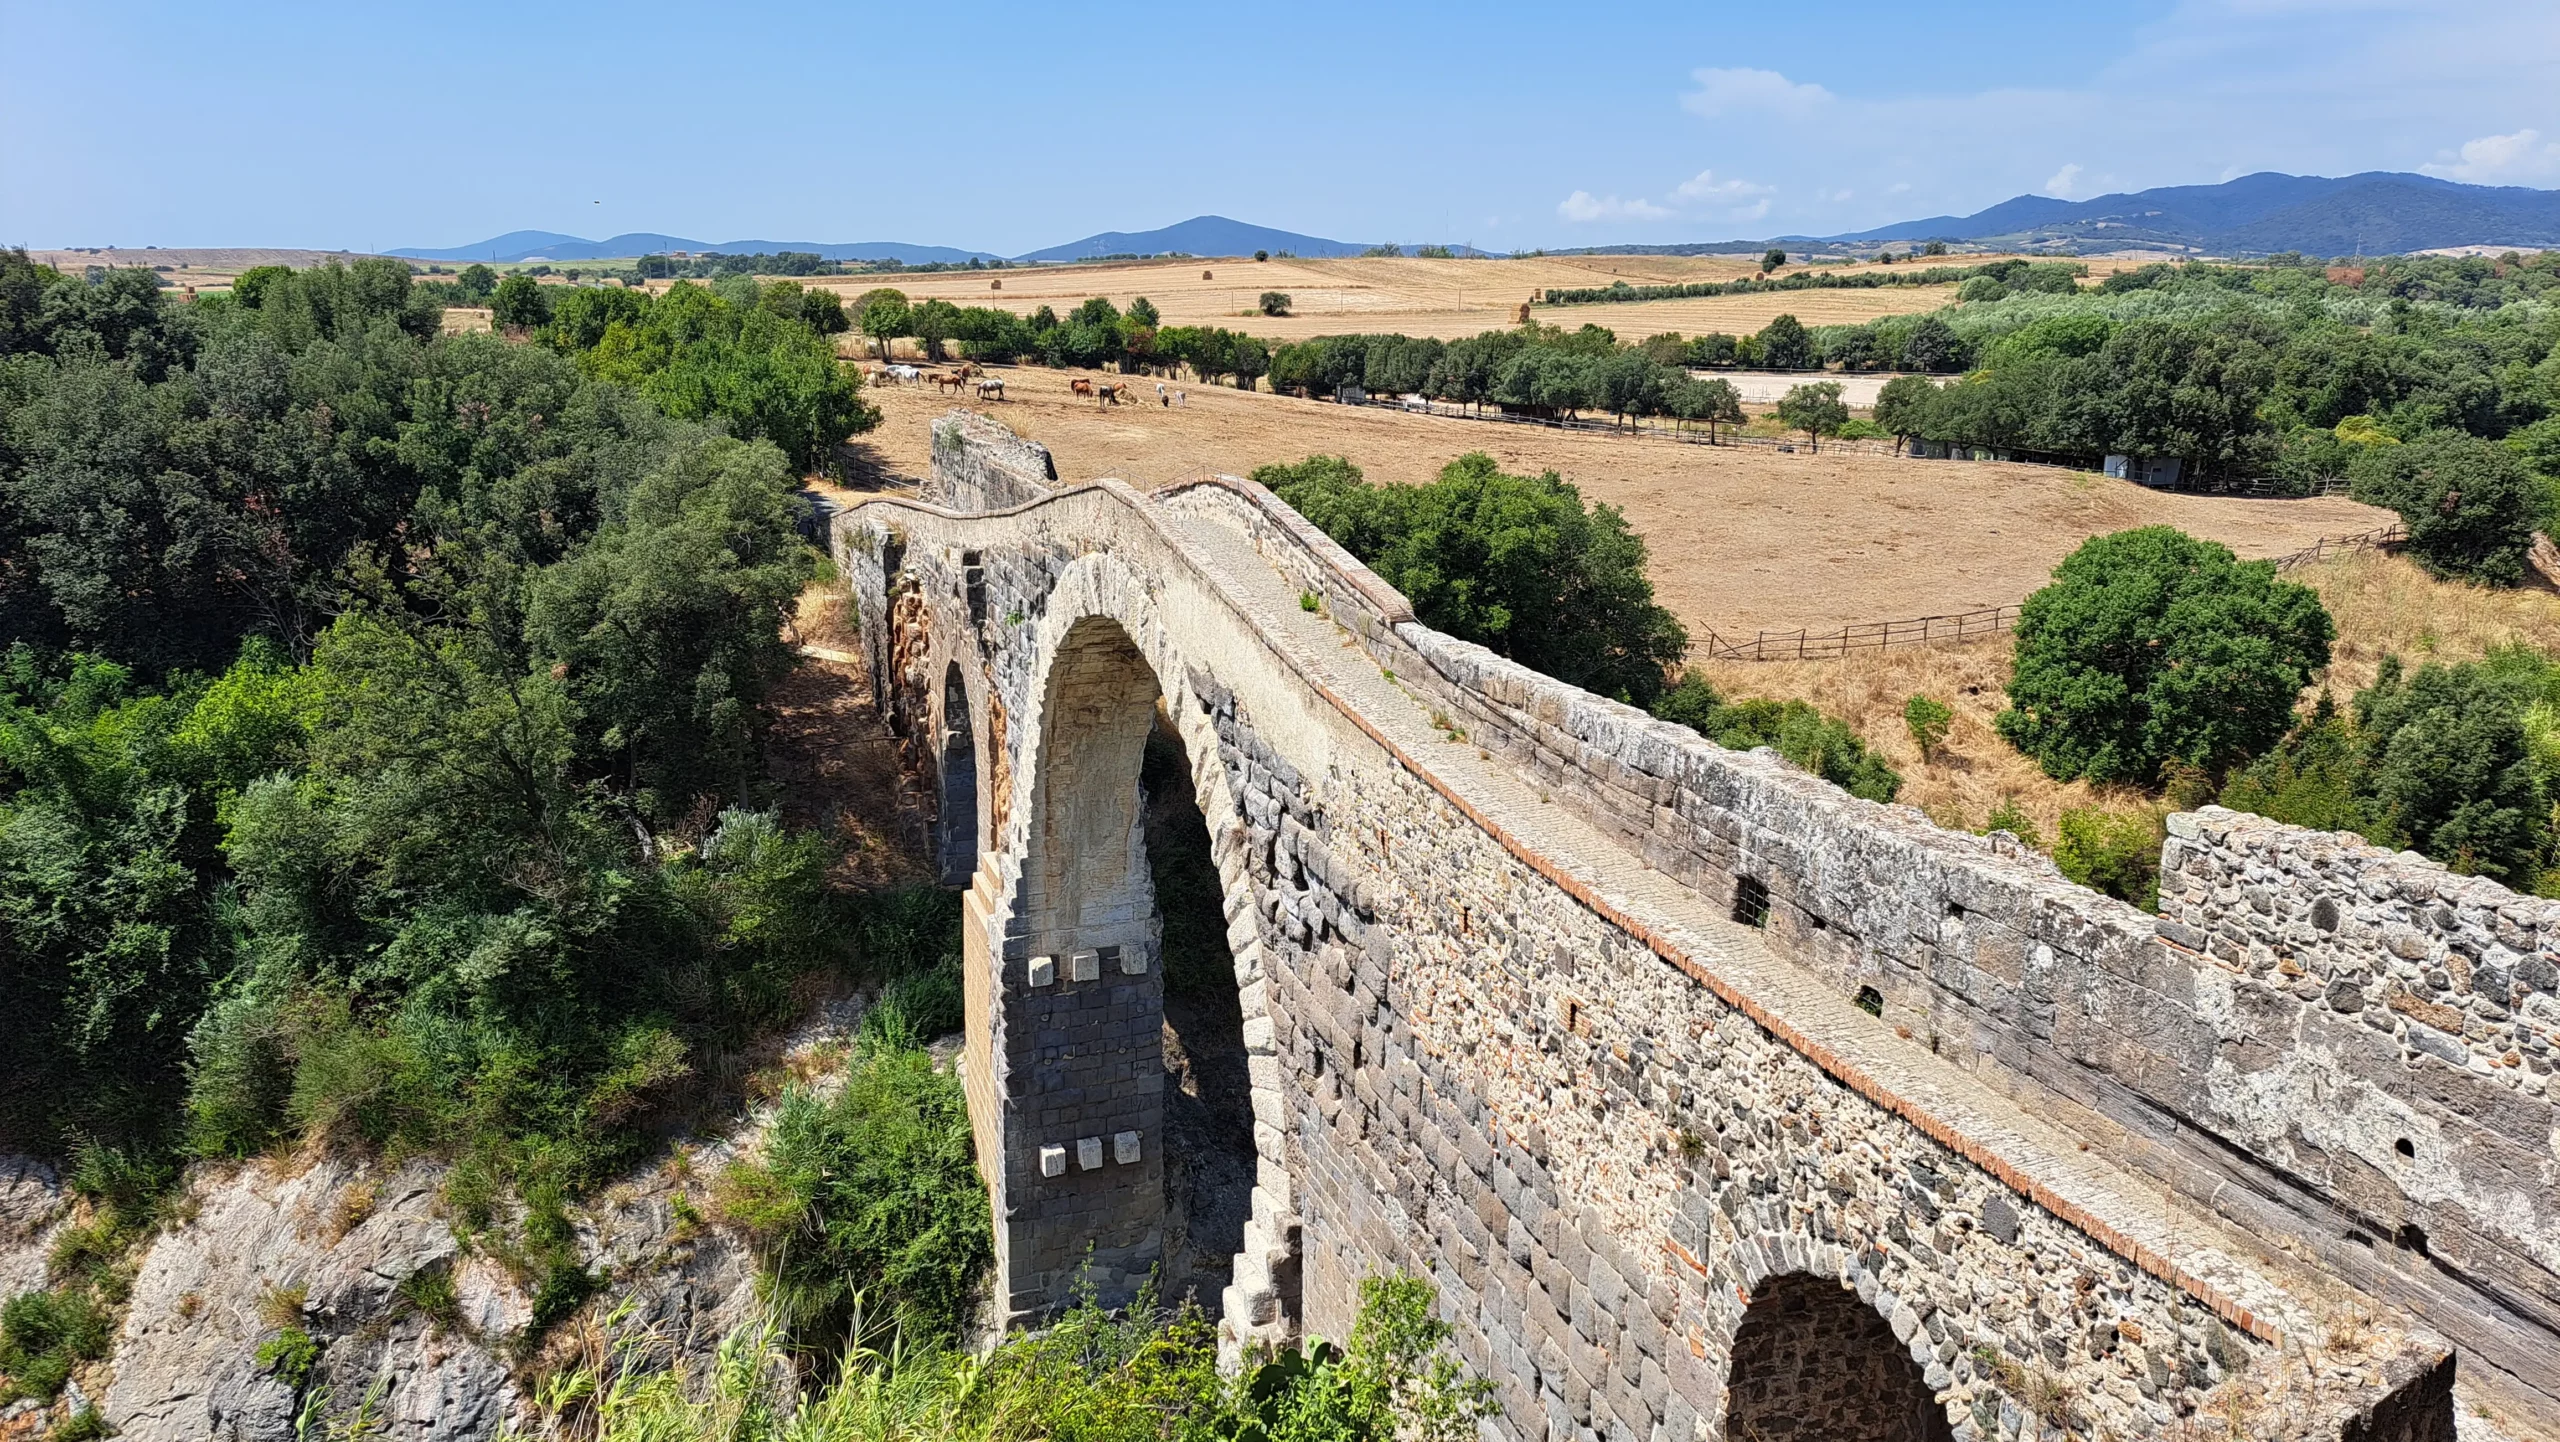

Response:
(2158, 806), (2559, 1094)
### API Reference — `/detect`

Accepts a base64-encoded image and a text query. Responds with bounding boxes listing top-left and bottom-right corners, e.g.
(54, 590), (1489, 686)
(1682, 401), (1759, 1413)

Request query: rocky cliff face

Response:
(1, 1143), (760, 1442)
(0, 998), (896, 1442)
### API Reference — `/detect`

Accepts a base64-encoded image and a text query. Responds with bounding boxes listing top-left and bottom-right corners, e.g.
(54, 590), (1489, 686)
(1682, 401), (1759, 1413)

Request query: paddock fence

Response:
(1696, 523), (2406, 663)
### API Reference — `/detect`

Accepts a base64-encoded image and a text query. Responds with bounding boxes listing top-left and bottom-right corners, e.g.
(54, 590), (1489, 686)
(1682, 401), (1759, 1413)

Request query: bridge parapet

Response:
(830, 421), (2482, 1440)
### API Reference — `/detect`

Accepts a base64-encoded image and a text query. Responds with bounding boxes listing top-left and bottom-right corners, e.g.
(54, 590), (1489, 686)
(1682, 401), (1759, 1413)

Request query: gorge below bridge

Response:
(831, 411), (2560, 1442)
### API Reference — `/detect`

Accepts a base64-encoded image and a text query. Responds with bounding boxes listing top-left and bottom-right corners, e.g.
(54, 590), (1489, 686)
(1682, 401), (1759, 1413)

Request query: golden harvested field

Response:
(803, 253), (1995, 344)
(843, 372), (2388, 642)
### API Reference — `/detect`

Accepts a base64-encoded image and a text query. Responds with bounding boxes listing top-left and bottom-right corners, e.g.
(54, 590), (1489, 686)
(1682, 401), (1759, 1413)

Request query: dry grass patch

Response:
(2296, 550), (2560, 695)
(1689, 644), (2145, 844)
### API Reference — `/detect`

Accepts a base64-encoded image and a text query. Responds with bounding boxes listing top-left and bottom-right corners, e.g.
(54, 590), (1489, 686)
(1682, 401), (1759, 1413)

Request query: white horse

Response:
(976, 378), (1006, 401)
(887, 364), (923, 384)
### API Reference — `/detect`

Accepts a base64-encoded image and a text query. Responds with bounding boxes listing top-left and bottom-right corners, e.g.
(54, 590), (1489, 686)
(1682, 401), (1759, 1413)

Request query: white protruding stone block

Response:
(1027, 955), (1056, 987)
(1077, 1136), (1104, 1170)
(1120, 947), (1149, 975)
(1115, 1130), (1141, 1164)
(1070, 950), (1101, 982)
(1039, 1144), (1067, 1178)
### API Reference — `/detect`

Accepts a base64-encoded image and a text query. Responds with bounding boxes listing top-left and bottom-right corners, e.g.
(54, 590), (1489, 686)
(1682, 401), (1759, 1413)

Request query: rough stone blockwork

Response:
(838, 425), (2464, 1441)
(1166, 475), (2557, 1416)
(925, 409), (1057, 512)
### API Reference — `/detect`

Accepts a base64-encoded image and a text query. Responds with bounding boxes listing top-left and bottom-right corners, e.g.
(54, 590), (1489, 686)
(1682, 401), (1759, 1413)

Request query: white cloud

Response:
(1680, 67), (1832, 119)
(1670, 169), (1776, 220)
(1557, 191), (1676, 223)
(2422, 129), (2560, 183)
(2043, 163), (2084, 198)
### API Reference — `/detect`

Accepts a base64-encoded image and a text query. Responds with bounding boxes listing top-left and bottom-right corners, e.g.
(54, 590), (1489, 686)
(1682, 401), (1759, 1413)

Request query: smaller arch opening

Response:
(1855, 986), (1885, 1018)
(935, 664), (979, 887)
(1725, 1273), (1952, 1442)
(2393, 1137), (2414, 1161)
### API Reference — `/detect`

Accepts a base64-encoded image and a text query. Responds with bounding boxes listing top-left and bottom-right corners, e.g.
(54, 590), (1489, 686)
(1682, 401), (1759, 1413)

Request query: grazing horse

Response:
(977, 378), (1006, 401)
(887, 364), (922, 385)
(933, 373), (966, 395)
(1096, 383), (1123, 406)
(1070, 379), (1095, 398)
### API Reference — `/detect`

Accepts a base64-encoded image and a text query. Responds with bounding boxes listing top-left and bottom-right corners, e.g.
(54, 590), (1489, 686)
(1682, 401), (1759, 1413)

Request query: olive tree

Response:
(1775, 381), (1850, 452)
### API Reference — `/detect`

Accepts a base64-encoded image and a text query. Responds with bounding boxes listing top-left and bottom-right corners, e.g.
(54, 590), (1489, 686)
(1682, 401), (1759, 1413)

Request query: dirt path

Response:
(850, 370), (2390, 638)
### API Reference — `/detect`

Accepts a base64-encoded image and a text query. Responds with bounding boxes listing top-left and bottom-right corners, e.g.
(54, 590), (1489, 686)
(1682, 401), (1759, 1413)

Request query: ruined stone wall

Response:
(925, 409), (1056, 511)
(837, 465), (2448, 1440)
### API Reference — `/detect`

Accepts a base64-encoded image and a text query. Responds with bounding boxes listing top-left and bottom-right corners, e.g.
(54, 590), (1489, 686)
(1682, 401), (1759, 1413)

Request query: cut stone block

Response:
(1115, 1130), (1142, 1164)
(1077, 1136), (1105, 1170)
(1027, 954), (1056, 987)
(1070, 950), (1102, 982)
(1039, 1144), (1066, 1178)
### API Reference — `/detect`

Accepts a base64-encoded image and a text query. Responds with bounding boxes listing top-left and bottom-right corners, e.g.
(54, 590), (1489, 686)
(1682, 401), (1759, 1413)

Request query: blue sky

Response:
(4, 0), (2554, 255)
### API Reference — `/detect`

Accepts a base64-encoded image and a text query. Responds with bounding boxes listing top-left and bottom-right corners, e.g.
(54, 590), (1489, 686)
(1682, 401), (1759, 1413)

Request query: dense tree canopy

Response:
(1997, 528), (2335, 786)
(0, 250), (850, 1208)
(1255, 453), (1687, 705)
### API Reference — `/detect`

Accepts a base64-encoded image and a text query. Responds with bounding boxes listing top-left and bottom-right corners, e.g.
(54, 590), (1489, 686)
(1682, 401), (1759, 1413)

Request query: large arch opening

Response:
(1141, 708), (1255, 1307)
(1724, 1273), (1953, 1442)
(936, 662), (978, 887)
(981, 614), (1264, 1326)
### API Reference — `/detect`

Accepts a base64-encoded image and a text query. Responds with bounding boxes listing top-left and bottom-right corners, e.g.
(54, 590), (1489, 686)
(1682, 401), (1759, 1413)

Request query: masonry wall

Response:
(841, 464), (2449, 1440)
(925, 409), (1056, 511)
(1158, 475), (2556, 1412)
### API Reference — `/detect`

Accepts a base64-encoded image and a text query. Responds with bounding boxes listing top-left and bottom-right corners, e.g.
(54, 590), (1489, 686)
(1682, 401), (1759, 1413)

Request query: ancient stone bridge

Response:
(831, 412), (2556, 1441)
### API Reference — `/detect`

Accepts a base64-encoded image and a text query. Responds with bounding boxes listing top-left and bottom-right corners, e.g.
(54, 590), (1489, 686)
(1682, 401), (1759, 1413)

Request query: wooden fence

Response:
(1697, 605), (2024, 662)
(2271, 522), (2405, 570)
(1697, 524), (2406, 663)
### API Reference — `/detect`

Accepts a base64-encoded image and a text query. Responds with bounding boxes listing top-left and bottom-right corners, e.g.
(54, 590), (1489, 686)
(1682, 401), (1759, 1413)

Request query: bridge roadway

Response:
(839, 414), (2485, 1441)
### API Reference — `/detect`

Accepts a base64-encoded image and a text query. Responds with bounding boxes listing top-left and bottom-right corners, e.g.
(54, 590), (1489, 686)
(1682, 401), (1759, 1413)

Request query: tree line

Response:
(1539, 257), (2082, 306)
(845, 288), (1275, 388)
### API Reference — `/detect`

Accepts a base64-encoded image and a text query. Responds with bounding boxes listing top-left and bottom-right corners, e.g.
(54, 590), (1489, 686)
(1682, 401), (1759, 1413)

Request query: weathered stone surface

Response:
(836, 425), (2470, 1440)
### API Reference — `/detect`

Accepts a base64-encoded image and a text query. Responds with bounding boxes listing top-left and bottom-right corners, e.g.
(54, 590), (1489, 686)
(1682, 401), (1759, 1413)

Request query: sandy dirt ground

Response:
(843, 368), (2389, 639)
(809, 253), (2047, 345)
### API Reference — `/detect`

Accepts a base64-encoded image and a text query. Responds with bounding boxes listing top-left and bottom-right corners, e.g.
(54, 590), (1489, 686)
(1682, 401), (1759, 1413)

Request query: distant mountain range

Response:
(396, 175), (2560, 270)
(1783, 171), (2560, 256)
(392, 216), (1475, 266)
(389, 231), (1001, 265)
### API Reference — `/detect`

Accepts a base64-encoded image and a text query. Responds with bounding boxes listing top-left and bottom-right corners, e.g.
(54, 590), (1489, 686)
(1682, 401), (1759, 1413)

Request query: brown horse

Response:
(1070, 378), (1094, 398)
(1096, 383), (1122, 406)
(933, 373), (966, 395)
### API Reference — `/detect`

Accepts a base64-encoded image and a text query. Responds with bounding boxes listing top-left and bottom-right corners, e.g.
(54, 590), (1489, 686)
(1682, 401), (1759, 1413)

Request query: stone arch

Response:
(969, 561), (1300, 1347)
(934, 660), (980, 887)
(1722, 1271), (1954, 1442)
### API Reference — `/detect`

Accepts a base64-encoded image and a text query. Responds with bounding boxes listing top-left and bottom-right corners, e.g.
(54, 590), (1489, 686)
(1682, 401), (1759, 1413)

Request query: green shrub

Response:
(0, 1289), (112, 1403)
(51, 1405), (108, 1441)
(1259, 292), (1292, 317)
(1981, 798), (2041, 850)
(564, 1272), (1494, 1442)
(1651, 675), (1901, 803)
(864, 964), (964, 1048)
(2053, 810), (2165, 910)
(1998, 528), (2333, 786)
(1903, 696), (1953, 760)
(714, 1040), (989, 1357)
(256, 1324), (319, 1389)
